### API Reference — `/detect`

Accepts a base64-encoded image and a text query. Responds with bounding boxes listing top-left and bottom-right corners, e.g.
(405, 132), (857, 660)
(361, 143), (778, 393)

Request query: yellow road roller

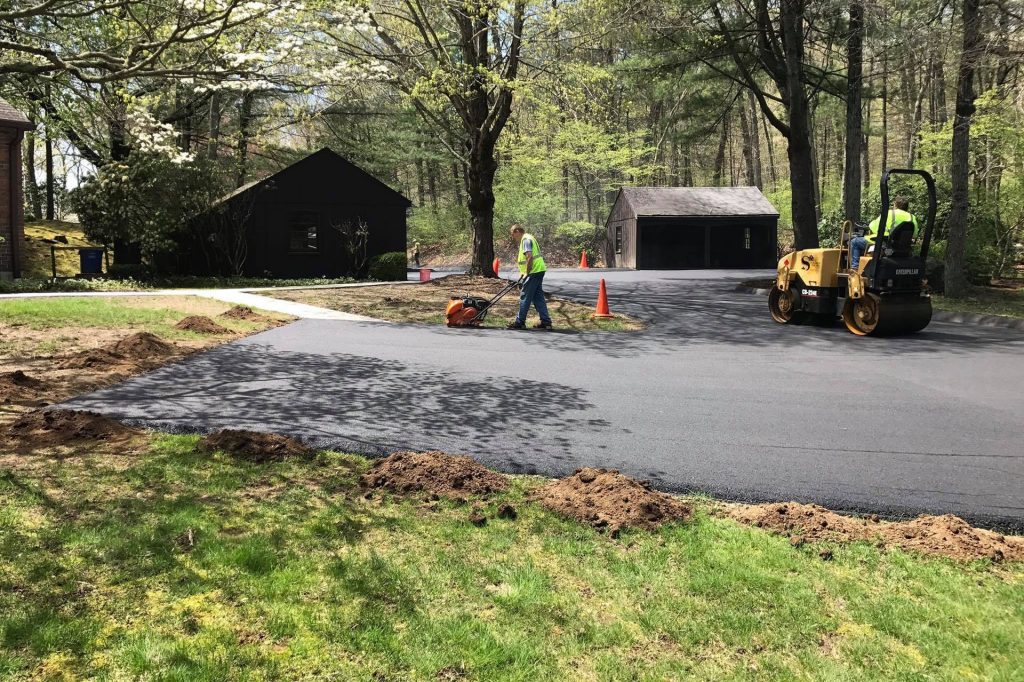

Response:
(769, 169), (936, 336)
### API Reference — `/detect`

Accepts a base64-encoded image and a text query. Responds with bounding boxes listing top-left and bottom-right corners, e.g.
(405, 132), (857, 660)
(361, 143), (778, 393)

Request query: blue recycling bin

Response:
(79, 248), (104, 275)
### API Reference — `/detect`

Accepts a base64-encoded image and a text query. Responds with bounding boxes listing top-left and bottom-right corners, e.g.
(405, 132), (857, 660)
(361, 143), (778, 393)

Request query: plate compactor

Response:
(445, 276), (524, 327)
(770, 168), (936, 336)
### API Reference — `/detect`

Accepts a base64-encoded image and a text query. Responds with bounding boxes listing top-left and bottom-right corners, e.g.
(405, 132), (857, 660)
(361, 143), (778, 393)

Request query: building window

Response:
(615, 225), (622, 254)
(744, 227), (751, 250)
(289, 211), (319, 252)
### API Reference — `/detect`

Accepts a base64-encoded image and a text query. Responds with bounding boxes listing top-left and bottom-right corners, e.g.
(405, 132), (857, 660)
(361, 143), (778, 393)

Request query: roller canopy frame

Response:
(875, 168), (937, 276)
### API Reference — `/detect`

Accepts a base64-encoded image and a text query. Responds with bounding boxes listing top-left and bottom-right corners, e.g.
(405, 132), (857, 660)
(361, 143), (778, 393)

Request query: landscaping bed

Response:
(263, 275), (645, 331)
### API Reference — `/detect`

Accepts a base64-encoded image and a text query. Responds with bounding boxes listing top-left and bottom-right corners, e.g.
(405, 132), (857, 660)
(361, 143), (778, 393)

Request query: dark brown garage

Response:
(604, 187), (779, 269)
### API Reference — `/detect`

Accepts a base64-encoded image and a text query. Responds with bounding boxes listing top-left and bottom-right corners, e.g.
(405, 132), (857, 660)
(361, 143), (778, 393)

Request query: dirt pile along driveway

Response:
(175, 316), (231, 334)
(0, 370), (45, 405)
(219, 305), (269, 322)
(728, 502), (1024, 562)
(6, 409), (142, 448)
(533, 467), (691, 536)
(198, 429), (312, 462)
(108, 331), (176, 359)
(361, 451), (509, 499)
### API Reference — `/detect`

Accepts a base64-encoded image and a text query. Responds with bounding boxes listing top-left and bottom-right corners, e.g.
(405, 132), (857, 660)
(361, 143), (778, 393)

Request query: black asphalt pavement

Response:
(66, 270), (1024, 530)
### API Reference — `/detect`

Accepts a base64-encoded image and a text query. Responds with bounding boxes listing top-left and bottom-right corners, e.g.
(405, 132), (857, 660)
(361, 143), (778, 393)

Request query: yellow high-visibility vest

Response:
(517, 233), (547, 275)
(867, 209), (919, 244)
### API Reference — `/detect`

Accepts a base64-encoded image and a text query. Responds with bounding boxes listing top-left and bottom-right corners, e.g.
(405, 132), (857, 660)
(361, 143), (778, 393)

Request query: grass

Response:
(22, 221), (102, 279)
(932, 283), (1024, 319)
(1, 435), (1021, 680)
(0, 296), (270, 343)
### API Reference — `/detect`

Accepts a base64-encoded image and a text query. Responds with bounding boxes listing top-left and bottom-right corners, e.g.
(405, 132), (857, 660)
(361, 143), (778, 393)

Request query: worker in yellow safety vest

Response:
(508, 224), (553, 330)
(851, 196), (921, 269)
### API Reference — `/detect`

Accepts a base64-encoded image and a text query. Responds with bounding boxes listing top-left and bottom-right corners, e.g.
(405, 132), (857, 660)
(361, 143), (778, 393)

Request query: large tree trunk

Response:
(747, 91), (763, 189)
(24, 121), (42, 220)
(780, 1), (820, 249)
(843, 0), (864, 222)
(44, 129), (54, 221)
(945, 0), (982, 298)
(739, 104), (756, 186)
(466, 144), (497, 277)
(713, 114), (729, 186)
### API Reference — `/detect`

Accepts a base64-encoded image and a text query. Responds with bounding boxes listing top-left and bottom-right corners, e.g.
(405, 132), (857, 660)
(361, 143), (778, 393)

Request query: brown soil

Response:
(107, 331), (176, 359)
(197, 429), (312, 462)
(0, 370), (45, 405)
(360, 451), (509, 500)
(219, 305), (267, 322)
(532, 468), (692, 536)
(175, 315), (231, 334)
(6, 409), (141, 448)
(59, 348), (132, 370)
(728, 501), (1024, 562)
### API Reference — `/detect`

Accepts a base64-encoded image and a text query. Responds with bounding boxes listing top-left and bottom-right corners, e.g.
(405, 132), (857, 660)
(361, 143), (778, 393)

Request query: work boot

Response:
(533, 321), (553, 330)
(506, 320), (525, 329)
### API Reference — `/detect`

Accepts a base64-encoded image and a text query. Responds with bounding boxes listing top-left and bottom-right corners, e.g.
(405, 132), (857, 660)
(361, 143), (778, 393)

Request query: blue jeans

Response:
(850, 236), (869, 269)
(516, 271), (552, 325)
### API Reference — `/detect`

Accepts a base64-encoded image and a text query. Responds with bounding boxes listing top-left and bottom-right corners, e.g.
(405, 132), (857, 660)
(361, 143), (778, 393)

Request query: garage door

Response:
(637, 222), (705, 269)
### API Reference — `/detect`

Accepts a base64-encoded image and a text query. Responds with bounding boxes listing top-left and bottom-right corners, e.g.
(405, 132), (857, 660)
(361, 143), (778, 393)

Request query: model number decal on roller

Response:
(801, 289), (819, 297)
(895, 268), (920, 275)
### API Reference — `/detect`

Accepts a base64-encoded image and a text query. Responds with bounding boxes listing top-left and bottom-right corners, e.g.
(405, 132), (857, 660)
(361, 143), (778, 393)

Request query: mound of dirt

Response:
(0, 370), (44, 404)
(106, 331), (175, 359)
(729, 502), (1024, 562)
(360, 451), (509, 499)
(198, 429), (312, 462)
(175, 316), (230, 334)
(532, 468), (691, 536)
(6, 409), (141, 447)
(219, 305), (267, 321)
(59, 348), (131, 370)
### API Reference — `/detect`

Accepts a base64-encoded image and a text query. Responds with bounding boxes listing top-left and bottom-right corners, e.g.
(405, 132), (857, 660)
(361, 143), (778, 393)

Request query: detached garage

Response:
(604, 187), (779, 269)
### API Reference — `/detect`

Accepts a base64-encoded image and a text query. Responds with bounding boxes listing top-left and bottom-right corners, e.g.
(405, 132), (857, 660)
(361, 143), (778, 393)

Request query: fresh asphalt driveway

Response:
(65, 270), (1024, 530)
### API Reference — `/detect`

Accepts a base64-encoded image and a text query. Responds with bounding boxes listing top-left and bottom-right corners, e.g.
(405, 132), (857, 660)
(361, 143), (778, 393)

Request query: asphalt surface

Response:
(66, 270), (1024, 531)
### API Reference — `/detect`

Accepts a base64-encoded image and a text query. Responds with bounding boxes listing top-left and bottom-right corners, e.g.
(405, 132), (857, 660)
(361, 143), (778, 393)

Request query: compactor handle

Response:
(878, 168), (937, 262)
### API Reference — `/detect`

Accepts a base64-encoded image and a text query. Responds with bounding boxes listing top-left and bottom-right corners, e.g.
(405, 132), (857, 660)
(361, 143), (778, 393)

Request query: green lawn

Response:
(1, 435), (1021, 680)
(932, 284), (1024, 320)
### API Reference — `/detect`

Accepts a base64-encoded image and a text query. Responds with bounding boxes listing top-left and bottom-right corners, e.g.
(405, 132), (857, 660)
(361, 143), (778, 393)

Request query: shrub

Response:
(106, 263), (151, 280)
(368, 252), (408, 281)
(554, 221), (605, 259)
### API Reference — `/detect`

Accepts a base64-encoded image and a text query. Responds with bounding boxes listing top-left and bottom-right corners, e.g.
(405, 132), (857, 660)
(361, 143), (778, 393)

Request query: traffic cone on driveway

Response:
(492, 257), (500, 275)
(580, 251), (589, 268)
(593, 278), (614, 319)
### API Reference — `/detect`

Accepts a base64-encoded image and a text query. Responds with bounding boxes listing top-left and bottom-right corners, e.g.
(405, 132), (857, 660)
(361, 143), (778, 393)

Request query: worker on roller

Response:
(507, 224), (553, 330)
(850, 196), (920, 270)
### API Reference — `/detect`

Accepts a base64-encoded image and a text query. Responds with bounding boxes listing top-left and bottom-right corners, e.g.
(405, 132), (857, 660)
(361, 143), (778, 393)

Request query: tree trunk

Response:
(235, 92), (255, 188)
(24, 122), (42, 220)
(945, 0), (982, 298)
(466, 145), (497, 277)
(44, 129), (54, 221)
(843, 0), (864, 222)
(208, 91), (222, 161)
(713, 114), (729, 186)
(780, 0), (820, 249)
(747, 91), (763, 189)
(881, 51), (888, 173)
(427, 159), (438, 210)
(739, 104), (756, 186)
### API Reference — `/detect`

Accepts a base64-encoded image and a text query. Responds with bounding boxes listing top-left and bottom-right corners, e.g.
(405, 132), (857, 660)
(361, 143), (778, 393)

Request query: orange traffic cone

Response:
(492, 257), (500, 275)
(593, 278), (614, 319)
(579, 250), (589, 268)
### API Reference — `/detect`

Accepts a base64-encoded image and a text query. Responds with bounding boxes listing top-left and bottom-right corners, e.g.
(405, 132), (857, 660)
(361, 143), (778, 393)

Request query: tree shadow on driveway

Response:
(66, 344), (616, 475)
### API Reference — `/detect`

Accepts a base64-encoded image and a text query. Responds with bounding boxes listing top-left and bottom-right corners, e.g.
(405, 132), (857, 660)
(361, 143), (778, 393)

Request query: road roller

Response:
(769, 169), (936, 336)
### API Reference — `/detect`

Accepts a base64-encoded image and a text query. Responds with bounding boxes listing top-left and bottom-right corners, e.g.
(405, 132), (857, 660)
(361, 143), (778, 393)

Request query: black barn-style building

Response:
(178, 148), (410, 278)
(604, 187), (779, 269)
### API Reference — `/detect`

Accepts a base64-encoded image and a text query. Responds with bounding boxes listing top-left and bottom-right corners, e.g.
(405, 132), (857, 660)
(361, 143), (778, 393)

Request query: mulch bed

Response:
(532, 467), (692, 536)
(360, 451), (509, 500)
(728, 501), (1024, 562)
(197, 429), (312, 462)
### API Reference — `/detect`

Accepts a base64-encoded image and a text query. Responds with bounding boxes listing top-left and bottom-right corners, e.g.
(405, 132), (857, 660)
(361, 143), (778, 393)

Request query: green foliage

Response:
(408, 205), (471, 252)
(70, 152), (219, 260)
(554, 221), (605, 258)
(368, 252), (408, 281)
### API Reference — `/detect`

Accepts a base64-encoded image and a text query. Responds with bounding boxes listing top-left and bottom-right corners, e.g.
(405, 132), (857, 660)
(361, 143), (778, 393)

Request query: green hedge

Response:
(369, 251), (408, 281)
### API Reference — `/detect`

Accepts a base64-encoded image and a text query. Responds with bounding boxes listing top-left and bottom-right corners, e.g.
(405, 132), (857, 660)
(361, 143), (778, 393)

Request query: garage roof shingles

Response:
(621, 186), (779, 218)
(0, 98), (33, 129)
